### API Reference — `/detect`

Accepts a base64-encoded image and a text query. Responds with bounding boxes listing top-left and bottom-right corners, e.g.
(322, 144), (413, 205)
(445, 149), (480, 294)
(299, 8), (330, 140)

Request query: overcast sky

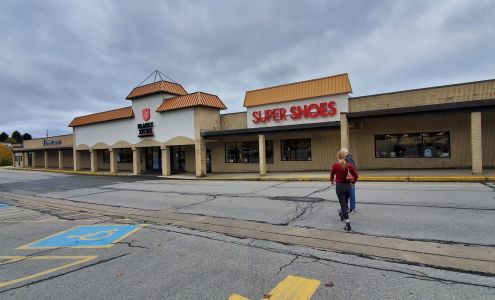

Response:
(0, 0), (494, 138)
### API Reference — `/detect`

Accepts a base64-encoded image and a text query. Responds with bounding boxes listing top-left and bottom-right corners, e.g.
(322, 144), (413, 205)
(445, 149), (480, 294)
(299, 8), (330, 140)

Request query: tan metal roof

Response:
(243, 73), (352, 107)
(69, 107), (134, 127)
(126, 80), (188, 100)
(157, 92), (227, 112)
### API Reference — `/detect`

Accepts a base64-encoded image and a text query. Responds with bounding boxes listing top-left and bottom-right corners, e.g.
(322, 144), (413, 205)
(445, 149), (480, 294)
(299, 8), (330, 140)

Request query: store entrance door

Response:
(144, 147), (161, 172)
(206, 150), (212, 173)
(170, 146), (186, 174)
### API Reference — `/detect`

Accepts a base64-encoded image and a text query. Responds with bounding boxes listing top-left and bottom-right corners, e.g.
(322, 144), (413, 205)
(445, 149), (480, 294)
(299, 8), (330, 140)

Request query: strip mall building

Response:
(13, 73), (495, 176)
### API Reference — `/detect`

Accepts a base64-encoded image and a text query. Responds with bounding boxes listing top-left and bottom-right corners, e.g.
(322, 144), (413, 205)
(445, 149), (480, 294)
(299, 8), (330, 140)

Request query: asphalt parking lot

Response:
(1, 169), (494, 299)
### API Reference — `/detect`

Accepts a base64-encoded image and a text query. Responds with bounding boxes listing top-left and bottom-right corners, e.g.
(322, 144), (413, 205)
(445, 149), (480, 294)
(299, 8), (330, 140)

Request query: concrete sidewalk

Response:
(163, 169), (495, 182)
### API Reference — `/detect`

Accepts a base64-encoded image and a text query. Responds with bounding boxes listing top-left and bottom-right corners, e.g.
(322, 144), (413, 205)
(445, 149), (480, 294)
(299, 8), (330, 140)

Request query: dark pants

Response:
(336, 183), (352, 220)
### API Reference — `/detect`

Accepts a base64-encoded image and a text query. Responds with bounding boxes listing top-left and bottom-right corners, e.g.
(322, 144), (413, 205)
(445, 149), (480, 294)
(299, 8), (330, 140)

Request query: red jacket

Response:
(330, 162), (359, 183)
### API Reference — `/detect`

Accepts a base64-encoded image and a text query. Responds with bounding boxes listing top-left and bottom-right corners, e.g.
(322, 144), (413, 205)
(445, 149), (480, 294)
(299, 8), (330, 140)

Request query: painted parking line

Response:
(18, 224), (145, 249)
(0, 256), (97, 288)
(230, 275), (321, 300)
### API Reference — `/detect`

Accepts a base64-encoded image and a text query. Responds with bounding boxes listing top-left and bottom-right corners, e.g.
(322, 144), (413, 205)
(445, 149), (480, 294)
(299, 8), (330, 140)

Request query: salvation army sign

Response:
(142, 108), (151, 121)
(247, 94), (349, 128)
(137, 107), (154, 137)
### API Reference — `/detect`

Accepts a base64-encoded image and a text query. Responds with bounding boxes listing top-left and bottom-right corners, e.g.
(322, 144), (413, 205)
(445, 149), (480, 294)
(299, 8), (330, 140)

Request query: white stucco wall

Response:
(74, 94), (196, 147)
(246, 93), (349, 128)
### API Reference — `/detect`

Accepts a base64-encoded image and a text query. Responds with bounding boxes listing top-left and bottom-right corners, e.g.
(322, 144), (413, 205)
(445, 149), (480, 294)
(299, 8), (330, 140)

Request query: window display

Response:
(375, 132), (450, 158)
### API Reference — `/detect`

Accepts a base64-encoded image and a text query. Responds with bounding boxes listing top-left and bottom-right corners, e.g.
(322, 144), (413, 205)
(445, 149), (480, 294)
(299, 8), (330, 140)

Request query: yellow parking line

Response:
(0, 256), (97, 288)
(231, 275), (321, 300)
(229, 295), (250, 300)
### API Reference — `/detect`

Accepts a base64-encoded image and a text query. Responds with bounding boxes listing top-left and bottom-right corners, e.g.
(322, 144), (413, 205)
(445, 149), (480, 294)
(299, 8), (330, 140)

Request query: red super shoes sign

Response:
(247, 95), (348, 128)
(252, 101), (337, 123)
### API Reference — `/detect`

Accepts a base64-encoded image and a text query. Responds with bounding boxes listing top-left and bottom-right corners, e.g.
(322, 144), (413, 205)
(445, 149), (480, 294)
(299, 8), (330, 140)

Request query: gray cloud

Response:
(0, 0), (494, 137)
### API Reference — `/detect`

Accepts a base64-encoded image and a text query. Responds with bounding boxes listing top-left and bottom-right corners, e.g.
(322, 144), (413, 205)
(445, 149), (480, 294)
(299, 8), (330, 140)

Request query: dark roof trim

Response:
(13, 146), (73, 152)
(348, 99), (495, 119)
(127, 90), (184, 100)
(350, 78), (495, 100)
(202, 121), (340, 137)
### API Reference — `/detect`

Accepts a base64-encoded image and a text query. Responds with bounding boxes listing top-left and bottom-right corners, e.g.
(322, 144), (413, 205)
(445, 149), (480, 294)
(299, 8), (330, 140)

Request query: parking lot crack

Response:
(117, 241), (150, 250)
(275, 255), (300, 276)
(177, 195), (217, 210)
(283, 202), (316, 226)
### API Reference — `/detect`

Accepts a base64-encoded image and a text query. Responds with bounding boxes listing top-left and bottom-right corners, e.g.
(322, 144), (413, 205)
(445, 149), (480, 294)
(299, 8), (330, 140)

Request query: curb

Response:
(5, 167), (494, 182)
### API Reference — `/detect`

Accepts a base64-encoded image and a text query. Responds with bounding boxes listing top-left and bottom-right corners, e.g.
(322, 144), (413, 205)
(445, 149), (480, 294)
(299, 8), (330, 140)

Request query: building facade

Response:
(13, 73), (495, 175)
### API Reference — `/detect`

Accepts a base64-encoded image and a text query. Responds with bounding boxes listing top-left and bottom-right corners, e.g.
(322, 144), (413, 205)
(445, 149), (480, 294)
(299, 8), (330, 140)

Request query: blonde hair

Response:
(337, 149), (348, 169)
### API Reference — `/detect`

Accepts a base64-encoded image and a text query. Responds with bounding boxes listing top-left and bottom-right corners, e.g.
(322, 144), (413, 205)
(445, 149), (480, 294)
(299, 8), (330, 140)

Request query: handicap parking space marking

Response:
(0, 203), (12, 209)
(17, 224), (145, 249)
(0, 255), (97, 288)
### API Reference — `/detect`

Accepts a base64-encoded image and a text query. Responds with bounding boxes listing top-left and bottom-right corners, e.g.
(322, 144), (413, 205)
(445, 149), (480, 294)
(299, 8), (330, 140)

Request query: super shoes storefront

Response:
(13, 73), (495, 176)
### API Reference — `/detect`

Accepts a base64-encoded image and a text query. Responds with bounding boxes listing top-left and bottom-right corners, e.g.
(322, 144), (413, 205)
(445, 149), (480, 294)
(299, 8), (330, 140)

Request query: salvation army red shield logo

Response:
(142, 108), (151, 121)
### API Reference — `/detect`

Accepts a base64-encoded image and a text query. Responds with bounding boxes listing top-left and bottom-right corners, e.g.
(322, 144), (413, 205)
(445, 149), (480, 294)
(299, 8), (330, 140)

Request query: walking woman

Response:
(330, 149), (359, 231)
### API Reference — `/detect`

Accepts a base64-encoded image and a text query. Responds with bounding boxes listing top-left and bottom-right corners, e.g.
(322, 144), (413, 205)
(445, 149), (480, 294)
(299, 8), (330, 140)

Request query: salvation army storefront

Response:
(13, 73), (495, 176)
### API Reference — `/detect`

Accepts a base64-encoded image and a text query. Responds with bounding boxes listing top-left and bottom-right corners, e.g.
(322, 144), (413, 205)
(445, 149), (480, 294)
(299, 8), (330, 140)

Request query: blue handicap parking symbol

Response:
(19, 224), (143, 249)
(0, 203), (11, 209)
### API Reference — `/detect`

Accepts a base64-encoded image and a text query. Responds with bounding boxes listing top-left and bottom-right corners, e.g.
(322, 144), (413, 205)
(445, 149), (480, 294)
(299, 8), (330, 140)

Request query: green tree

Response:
(11, 131), (22, 143)
(22, 133), (32, 140)
(0, 132), (8, 142)
(0, 144), (13, 166)
(4, 137), (17, 144)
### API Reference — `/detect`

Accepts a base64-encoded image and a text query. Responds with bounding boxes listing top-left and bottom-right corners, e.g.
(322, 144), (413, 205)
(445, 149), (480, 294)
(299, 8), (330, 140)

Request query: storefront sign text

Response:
(252, 101), (337, 123)
(138, 122), (154, 137)
(41, 139), (62, 146)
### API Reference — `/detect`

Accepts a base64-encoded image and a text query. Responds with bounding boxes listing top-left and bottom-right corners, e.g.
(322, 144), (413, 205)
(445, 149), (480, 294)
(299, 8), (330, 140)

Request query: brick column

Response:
(340, 112), (349, 150)
(44, 151), (48, 169)
(74, 150), (81, 171)
(471, 112), (483, 175)
(32, 152), (36, 168)
(259, 134), (267, 176)
(195, 136), (206, 177)
(110, 149), (117, 173)
(90, 149), (97, 172)
(161, 146), (171, 176)
(132, 147), (141, 175)
(58, 150), (63, 170)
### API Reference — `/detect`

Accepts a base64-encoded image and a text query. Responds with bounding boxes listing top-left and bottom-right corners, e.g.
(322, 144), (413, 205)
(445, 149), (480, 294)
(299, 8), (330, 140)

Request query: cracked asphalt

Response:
(1, 169), (495, 299)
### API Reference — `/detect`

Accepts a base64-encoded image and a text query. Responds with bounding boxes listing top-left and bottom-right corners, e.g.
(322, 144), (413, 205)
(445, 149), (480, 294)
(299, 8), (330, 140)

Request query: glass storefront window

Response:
(375, 132), (450, 158)
(422, 132), (451, 158)
(397, 133), (423, 158)
(375, 134), (397, 158)
(281, 138), (312, 161)
(103, 150), (110, 163)
(118, 149), (133, 163)
(224, 141), (273, 163)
